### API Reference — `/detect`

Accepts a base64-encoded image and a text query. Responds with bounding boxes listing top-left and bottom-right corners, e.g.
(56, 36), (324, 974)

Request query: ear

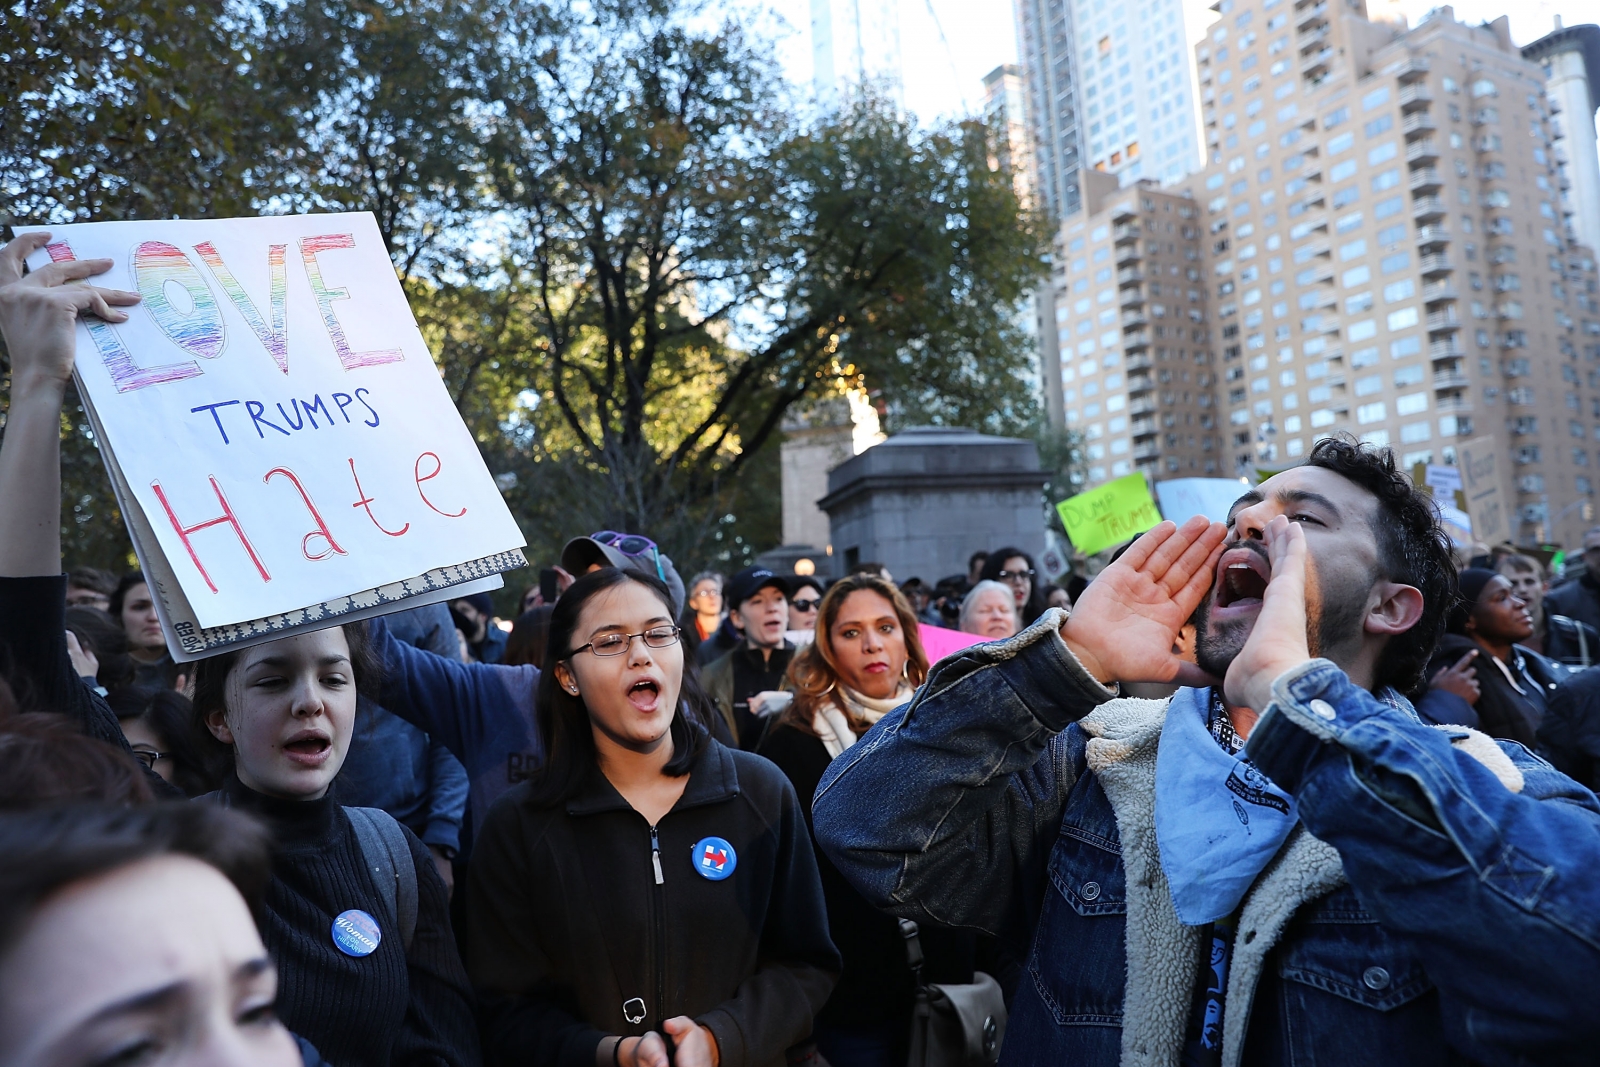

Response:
(1364, 581), (1426, 637)
(204, 707), (235, 746)
(552, 661), (577, 695)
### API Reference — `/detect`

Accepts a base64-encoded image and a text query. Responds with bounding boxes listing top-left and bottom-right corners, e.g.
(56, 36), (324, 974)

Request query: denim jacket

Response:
(812, 611), (1600, 1067)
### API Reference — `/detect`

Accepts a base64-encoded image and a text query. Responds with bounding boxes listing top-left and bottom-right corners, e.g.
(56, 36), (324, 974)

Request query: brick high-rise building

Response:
(1187, 0), (1600, 546)
(1057, 174), (1222, 484)
(1032, 0), (1600, 549)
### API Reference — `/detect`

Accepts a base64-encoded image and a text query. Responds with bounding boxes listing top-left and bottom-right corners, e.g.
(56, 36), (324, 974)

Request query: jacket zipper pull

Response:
(650, 826), (664, 885)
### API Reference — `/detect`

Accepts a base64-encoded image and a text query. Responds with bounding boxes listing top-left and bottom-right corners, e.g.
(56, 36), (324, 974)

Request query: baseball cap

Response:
(726, 566), (789, 608)
(560, 534), (687, 617)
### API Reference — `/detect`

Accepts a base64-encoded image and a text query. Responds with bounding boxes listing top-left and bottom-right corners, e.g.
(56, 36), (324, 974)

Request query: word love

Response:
(154, 449), (467, 594)
(45, 235), (402, 394)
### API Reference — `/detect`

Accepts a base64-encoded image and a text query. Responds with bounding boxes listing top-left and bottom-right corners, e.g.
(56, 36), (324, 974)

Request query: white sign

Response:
(1153, 477), (1253, 524)
(20, 214), (526, 659)
(1423, 463), (1463, 496)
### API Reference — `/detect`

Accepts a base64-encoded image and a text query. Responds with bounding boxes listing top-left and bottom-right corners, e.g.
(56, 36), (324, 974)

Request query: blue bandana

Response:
(1154, 687), (1299, 926)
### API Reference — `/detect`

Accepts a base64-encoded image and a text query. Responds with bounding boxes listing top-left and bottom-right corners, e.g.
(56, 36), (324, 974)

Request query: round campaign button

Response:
(691, 836), (737, 881)
(331, 909), (382, 957)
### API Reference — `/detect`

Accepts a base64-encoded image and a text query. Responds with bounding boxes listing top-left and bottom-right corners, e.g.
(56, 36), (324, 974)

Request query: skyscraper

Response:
(1523, 22), (1600, 260)
(811, 0), (903, 110)
(1014, 0), (1202, 224)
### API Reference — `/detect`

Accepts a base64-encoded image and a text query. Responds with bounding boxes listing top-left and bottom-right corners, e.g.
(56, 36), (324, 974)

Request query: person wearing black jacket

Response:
(463, 567), (838, 1067)
(757, 574), (975, 1067)
(1419, 568), (1563, 747)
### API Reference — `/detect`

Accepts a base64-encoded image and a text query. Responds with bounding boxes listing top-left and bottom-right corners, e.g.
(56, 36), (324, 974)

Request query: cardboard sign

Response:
(1056, 473), (1163, 558)
(1153, 477), (1252, 525)
(1455, 436), (1508, 546)
(20, 214), (526, 660)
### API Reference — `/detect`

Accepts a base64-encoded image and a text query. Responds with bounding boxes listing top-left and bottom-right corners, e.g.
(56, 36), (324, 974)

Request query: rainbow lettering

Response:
(133, 241), (226, 360)
(195, 241), (289, 373)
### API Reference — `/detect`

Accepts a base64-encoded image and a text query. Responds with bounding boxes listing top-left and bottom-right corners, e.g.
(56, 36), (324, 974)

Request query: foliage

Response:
(1, 0), (1049, 580)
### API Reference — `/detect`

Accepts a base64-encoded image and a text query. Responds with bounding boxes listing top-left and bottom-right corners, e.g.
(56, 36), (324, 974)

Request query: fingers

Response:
(27, 257), (117, 288)
(1114, 520), (1177, 573)
(1159, 519), (1228, 595)
(1175, 541), (1227, 611)
(1452, 649), (1478, 672)
(634, 1033), (670, 1067)
(0, 232), (52, 284)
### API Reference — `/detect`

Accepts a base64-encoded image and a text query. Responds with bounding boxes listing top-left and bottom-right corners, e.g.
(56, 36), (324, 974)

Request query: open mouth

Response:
(282, 732), (331, 765)
(1213, 547), (1271, 615)
(626, 678), (662, 712)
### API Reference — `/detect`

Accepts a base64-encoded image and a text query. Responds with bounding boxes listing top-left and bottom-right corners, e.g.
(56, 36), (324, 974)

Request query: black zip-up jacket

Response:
(463, 738), (840, 1067)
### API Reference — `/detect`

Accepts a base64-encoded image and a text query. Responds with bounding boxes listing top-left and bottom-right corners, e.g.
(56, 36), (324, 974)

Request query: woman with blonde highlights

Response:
(758, 576), (973, 1067)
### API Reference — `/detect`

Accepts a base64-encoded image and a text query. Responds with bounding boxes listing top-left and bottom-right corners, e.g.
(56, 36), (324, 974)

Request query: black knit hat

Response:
(1446, 568), (1499, 635)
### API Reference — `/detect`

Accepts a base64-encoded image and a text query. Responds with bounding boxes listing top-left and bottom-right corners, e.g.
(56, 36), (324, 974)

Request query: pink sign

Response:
(918, 623), (986, 665)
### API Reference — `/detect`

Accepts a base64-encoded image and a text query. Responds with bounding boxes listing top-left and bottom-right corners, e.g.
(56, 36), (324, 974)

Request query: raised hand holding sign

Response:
(17, 214), (526, 660)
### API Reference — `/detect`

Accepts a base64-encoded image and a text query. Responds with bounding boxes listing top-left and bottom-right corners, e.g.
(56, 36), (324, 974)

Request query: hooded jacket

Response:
(463, 737), (839, 1067)
(813, 610), (1600, 1067)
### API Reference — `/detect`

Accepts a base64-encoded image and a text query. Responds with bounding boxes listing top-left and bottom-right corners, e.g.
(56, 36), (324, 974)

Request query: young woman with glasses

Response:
(463, 567), (839, 1067)
(979, 547), (1048, 627)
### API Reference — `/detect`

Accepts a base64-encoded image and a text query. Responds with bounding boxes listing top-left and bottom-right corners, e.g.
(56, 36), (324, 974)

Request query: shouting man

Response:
(813, 439), (1600, 1066)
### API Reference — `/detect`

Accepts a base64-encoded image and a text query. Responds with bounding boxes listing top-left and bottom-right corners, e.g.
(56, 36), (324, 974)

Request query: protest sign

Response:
(1153, 477), (1251, 525)
(1056, 473), (1163, 558)
(1455, 436), (1508, 546)
(20, 214), (526, 660)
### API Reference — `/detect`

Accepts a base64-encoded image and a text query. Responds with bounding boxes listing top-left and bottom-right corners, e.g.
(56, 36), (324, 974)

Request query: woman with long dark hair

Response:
(757, 575), (974, 1067)
(463, 566), (838, 1067)
(980, 547), (1048, 627)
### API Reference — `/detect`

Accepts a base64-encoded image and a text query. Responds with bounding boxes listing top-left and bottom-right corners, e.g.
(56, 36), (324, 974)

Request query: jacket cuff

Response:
(1008, 607), (1120, 732)
(697, 1008), (743, 1067)
(1244, 658), (1375, 793)
(421, 821), (461, 852)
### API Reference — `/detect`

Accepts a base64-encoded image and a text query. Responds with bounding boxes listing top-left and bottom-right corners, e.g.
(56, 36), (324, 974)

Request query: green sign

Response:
(1056, 473), (1164, 558)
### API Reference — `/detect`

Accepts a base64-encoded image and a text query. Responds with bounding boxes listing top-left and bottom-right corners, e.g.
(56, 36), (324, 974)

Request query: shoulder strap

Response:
(345, 806), (418, 951)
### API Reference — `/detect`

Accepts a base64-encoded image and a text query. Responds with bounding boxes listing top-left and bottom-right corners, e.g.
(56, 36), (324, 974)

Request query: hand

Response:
(66, 630), (99, 679)
(428, 845), (456, 899)
(1430, 650), (1480, 705)
(1060, 515), (1227, 686)
(662, 1018), (719, 1067)
(0, 232), (139, 393)
(747, 690), (793, 717)
(1224, 515), (1312, 713)
(554, 565), (577, 595)
(610, 1033), (669, 1067)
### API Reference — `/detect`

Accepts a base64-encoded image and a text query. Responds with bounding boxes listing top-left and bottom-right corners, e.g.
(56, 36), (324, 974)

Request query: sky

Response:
(753, 0), (1596, 125)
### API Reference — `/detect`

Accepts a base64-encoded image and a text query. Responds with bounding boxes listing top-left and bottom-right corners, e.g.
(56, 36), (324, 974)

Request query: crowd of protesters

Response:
(5, 231), (1600, 1067)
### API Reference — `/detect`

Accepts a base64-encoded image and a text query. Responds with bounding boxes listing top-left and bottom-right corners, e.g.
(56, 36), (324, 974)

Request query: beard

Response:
(1191, 542), (1372, 683)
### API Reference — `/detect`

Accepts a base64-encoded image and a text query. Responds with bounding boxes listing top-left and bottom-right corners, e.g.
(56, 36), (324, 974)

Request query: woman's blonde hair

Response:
(778, 574), (928, 739)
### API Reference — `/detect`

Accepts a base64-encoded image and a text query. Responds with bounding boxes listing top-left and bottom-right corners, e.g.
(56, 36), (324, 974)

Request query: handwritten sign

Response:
(1455, 436), (1508, 546)
(20, 214), (526, 659)
(1056, 473), (1163, 558)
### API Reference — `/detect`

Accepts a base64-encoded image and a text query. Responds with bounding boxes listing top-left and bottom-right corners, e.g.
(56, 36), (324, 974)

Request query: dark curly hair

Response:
(1304, 435), (1458, 696)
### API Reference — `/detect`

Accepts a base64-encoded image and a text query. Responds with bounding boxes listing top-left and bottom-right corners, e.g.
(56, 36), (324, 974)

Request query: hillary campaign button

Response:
(692, 836), (737, 881)
(331, 909), (382, 957)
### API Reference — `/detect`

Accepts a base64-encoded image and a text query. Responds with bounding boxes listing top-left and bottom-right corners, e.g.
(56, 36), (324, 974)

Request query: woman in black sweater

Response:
(463, 567), (839, 1067)
(0, 233), (478, 1067)
(757, 574), (976, 1067)
(191, 626), (481, 1067)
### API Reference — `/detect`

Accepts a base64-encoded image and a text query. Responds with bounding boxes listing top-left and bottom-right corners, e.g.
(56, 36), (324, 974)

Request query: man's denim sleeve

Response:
(811, 611), (1116, 937)
(1245, 659), (1600, 1063)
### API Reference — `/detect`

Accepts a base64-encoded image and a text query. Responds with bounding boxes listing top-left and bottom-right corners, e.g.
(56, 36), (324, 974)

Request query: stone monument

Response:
(818, 426), (1048, 583)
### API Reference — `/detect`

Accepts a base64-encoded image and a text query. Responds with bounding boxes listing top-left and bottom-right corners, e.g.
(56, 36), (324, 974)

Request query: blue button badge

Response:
(692, 836), (737, 881)
(331, 909), (382, 957)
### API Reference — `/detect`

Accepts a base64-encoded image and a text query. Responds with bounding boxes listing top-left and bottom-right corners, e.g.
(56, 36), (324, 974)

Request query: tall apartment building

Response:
(1014, 0), (1201, 223)
(1187, 0), (1600, 546)
(1522, 23), (1600, 260)
(810, 0), (902, 110)
(1057, 173), (1222, 484)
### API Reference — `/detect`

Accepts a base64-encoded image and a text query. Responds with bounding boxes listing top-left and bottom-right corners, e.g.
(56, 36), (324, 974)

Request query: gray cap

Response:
(560, 535), (686, 618)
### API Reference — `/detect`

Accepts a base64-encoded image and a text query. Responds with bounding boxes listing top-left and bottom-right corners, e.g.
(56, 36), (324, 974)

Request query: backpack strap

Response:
(345, 806), (418, 952)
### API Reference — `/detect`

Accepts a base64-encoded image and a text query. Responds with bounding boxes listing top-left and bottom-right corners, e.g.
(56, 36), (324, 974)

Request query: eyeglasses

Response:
(591, 530), (665, 581)
(997, 569), (1035, 582)
(131, 749), (170, 771)
(571, 626), (681, 657)
(791, 598), (821, 612)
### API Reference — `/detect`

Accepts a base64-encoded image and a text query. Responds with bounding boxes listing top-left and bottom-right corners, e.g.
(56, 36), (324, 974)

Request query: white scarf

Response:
(814, 683), (915, 758)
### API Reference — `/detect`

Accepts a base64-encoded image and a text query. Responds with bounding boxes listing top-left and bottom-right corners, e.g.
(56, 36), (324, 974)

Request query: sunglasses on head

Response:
(590, 530), (665, 581)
